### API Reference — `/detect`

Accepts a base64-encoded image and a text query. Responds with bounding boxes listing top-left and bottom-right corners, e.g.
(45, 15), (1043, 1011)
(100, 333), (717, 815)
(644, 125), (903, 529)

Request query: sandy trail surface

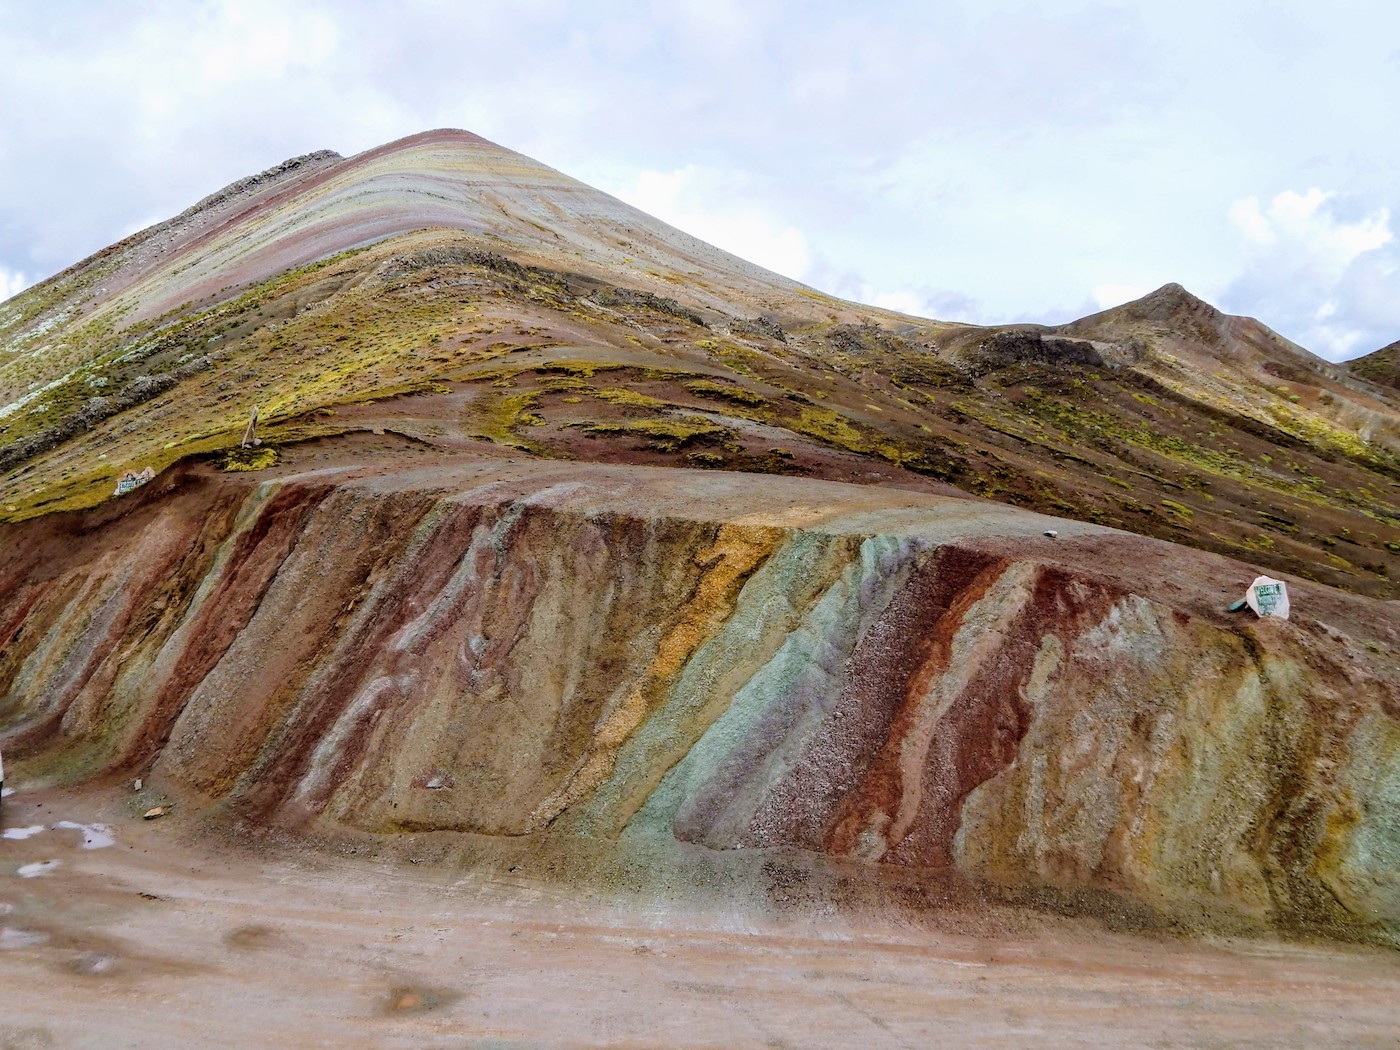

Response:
(1, 787), (1398, 1049)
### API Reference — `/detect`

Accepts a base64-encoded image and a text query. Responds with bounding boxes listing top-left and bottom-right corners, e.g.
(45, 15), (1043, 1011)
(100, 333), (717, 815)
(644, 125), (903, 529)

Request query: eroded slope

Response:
(3, 459), (1397, 944)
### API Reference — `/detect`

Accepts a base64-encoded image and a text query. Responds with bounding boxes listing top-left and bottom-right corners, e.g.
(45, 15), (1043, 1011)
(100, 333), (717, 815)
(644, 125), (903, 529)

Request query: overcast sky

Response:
(2, 0), (1397, 361)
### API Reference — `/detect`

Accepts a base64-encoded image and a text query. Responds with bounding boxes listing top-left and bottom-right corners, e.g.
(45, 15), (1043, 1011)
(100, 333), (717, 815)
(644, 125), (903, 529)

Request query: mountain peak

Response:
(2, 126), (1397, 604)
(1058, 281), (1224, 344)
(1117, 282), (1222, 324)
(1059, 283), (1226, 338)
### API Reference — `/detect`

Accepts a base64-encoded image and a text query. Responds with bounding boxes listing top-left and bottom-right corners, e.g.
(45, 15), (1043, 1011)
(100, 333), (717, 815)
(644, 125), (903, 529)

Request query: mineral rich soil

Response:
(4, 784), (1400, 1049)
(3, 453), (1397, 949)
(3, 128), (1400, 1044)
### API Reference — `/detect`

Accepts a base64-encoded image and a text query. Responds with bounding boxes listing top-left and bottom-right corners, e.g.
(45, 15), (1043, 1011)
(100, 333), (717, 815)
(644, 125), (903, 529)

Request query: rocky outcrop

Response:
(2, 460), (1396, 944)
(959, 330), (1111, 376)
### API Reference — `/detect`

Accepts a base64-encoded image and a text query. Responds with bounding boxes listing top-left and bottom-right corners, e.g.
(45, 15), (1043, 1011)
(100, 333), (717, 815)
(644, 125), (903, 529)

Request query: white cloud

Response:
(198, 0), (339, 83)
(1227, 198), (1276, 245)
(1222, 188), (1400, 360)
(0, 267), (28, 302)
(661, 0), (762, 55)
(799, 258), (984, 322)
(614, 166), (812, 280)
(868, 290), (927, 315)
(861, 286), (986, 322)
(1091, 283), (1152, 309)
(2, 1), (1400, 363)
(1229, 189), (1392, 275)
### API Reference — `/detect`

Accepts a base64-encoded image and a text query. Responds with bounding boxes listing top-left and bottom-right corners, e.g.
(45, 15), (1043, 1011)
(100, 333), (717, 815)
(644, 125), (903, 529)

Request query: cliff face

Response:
(3, 460), (1396, 943)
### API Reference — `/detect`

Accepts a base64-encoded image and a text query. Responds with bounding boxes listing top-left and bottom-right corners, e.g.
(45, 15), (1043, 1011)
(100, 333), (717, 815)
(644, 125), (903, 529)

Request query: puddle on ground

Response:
(2, 823), (115, 849)
(16, 860), (60, 879)
(382, 983), (458, 1016)
(52, 822), (114, 850)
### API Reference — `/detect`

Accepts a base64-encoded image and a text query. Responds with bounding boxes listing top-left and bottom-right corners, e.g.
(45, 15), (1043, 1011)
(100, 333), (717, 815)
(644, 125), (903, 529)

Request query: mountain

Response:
(2, 131), (1396, 597)
(1, 130), (1398, 946)
(1351, 339), (1400, 391)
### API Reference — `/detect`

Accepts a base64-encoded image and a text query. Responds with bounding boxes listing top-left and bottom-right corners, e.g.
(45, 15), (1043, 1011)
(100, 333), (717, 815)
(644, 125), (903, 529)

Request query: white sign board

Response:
(1246, 576), (1290, 620)
(113, 466), (155, 497)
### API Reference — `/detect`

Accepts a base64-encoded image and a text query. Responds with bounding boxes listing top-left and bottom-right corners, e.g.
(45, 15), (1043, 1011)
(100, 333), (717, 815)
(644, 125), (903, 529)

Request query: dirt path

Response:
(2, 787), (1398, 1048)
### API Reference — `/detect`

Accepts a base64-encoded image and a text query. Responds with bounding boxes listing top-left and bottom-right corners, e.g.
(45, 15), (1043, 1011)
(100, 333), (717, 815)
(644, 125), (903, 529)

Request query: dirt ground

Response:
(2, 786), (1399, 1049)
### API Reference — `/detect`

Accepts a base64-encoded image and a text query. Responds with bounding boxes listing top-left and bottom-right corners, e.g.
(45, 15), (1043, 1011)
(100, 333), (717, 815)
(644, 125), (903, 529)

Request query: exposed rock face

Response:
(2, 461), (1396, 943)
(959, 330), (1111, 376)
(2, 127), (1399, 955)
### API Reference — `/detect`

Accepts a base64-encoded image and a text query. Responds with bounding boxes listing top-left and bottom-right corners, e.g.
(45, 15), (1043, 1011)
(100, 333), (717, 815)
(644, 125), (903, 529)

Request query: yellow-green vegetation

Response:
(2, 245), (384, 461)
(532, 361), (624, 379)
(1161, 499), (1194, 521)
(2, 235), (619, 515)
(469, 390), (546, 449)
(1, 429), (248, 522)
(683, 379), (767, 407)
(5, 215), (1396, 601)
(573, 416), (732, 452)
(540, 375), (588, 393)
(689, 336), (767, 377)
(1258, 511), (1300, 535)
(1, 466), (122, 520)
(1264, 399), (1400, 473)
(220, 445), (280, 472)
(767, 403), (941, 474)
(791, 405), (867, 449)
(1017, 388), (1376, 512)
(594, 387), (665, 409)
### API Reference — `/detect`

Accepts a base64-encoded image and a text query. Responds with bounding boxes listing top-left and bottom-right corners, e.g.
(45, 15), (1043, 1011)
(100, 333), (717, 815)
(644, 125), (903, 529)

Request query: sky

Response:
(1, 0), (1397, 361)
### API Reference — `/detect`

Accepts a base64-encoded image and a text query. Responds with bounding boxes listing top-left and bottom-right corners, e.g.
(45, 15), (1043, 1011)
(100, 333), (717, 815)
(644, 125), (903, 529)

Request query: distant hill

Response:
(1350, 340), (1400, 390)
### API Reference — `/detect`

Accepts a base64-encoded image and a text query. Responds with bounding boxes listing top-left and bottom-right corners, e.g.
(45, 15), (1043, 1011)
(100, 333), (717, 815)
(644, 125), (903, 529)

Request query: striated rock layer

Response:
(2, 460), (1397, 944)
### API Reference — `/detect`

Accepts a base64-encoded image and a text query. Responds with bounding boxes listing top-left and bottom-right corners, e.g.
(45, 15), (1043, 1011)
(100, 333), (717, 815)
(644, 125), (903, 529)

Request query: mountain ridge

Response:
(1351, 339), (1400, 391)
(1, 129), (1397, 597)
(1, 128), (1399, 948)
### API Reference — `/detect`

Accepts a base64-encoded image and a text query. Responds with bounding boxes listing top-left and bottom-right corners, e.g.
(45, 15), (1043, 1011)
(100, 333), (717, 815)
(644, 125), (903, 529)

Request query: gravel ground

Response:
(2, 785), (1399, 1049)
